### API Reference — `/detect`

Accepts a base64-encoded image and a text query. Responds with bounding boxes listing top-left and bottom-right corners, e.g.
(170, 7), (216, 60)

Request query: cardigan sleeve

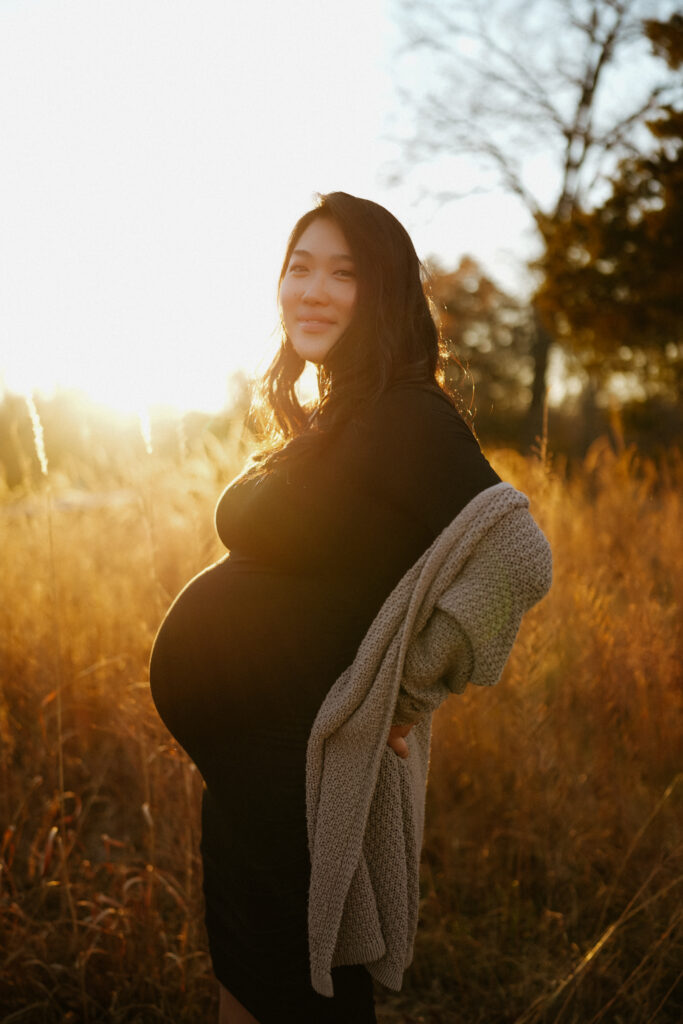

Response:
(393, 502), (553, 725)
(392, 611), (473, 725)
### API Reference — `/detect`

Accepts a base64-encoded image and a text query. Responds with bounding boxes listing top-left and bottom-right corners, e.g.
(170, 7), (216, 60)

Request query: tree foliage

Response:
(394, 0), (682, 424)
(534, 14), (683, 402)
(428, 257), (535, 434)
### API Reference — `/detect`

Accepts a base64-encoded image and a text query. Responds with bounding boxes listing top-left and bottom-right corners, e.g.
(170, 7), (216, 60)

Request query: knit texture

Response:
(305, 482), (553, 996)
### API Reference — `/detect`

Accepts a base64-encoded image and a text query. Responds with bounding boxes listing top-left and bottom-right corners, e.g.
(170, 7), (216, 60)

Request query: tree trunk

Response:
(525, 308), (552, 445)
(580, 375), (600, 453)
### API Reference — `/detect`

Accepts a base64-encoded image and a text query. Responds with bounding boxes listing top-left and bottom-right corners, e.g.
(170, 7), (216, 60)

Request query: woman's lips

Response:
(298, 318), (335, 331)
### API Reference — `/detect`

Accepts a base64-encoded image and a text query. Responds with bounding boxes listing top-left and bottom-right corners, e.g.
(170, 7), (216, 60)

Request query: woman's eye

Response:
(287, 263), (354, 279)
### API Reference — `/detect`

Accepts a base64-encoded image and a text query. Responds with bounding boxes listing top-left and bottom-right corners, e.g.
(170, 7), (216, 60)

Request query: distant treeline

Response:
(1, 374), (680, 492)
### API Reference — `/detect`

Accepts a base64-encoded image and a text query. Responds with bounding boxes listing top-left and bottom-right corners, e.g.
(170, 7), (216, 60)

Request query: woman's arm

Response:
(359, 385), (496, 756)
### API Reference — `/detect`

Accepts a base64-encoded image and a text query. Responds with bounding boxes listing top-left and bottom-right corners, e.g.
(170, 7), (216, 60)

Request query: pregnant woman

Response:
(149, 192), (552, 1023)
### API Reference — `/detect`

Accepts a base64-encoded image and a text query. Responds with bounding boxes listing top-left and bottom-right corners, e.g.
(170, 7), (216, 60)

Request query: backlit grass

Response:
(1, 431), (681, 1022)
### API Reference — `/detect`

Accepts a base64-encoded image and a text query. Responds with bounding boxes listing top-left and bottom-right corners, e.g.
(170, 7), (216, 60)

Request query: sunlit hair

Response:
(249, 191), (458, 472)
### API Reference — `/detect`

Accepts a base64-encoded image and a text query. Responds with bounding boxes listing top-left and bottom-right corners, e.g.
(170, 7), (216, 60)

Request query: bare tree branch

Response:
(392, 0), (673, 219)
(556, 0), (628, 215)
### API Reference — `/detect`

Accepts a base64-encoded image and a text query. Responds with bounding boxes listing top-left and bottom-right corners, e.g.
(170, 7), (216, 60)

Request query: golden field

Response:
(0, 429), (681, 1023)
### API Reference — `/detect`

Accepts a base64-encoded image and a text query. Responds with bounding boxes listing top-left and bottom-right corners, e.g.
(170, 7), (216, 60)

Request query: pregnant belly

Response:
(149, 556), (363, 788)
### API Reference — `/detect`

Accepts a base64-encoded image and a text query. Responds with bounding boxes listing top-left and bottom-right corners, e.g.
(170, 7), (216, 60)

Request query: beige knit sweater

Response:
(306, 482), (553, 997)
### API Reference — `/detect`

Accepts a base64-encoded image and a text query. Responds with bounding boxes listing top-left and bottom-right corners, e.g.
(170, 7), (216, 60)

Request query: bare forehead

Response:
(291, 248), (355, 262)
(291, 219), (354, 261)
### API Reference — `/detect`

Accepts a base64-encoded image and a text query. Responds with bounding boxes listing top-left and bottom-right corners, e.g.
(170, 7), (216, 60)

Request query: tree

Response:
(427, 256), (536, 438)
(534, 15), (683, 407)
(394, 0), (682, 434)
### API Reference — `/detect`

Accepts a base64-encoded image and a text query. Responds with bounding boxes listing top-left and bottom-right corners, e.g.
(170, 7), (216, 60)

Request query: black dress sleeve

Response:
(353, 383), (500, 537)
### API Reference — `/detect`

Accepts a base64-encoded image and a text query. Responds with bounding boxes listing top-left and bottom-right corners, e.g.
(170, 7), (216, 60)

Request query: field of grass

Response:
(1, 426), (681, 1023)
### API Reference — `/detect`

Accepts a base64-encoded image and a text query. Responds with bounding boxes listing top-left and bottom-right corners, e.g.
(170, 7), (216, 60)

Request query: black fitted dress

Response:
(149, 383), (500, 1023)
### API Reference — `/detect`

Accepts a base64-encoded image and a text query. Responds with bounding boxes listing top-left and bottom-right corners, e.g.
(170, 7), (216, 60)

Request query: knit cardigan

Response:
(306, 482), (553, 997)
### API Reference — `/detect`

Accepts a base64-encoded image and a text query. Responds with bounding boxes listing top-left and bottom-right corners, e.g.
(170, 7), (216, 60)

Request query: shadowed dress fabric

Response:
(149, 384), (500, 1023)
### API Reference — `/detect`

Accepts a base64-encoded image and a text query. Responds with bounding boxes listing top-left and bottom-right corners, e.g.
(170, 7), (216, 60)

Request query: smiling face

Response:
(279, 216), (358, 365)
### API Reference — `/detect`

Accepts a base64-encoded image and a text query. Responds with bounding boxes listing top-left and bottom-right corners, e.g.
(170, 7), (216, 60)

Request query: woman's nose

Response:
(302, 272), (329, 303)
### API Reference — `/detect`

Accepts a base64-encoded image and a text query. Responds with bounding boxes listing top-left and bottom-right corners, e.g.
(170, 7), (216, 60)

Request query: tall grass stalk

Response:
(138, 407), (153, 458)
(25, 394), (78, 940)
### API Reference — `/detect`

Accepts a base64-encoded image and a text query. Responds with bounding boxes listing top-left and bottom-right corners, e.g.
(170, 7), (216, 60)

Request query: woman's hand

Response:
(387, 723), (414, 759)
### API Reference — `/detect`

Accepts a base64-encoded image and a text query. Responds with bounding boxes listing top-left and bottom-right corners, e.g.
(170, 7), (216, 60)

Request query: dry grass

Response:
(0, 429), (681, 1023)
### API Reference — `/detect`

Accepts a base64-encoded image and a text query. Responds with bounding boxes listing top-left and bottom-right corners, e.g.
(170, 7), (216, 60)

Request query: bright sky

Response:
(0, 0), (641, 415)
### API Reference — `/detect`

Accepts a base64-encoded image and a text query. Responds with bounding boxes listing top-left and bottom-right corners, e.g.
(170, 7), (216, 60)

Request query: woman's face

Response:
(279, 217), (358, 364)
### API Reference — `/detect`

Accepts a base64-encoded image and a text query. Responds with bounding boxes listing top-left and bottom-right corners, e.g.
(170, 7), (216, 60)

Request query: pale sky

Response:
(0, 0), (660, 415)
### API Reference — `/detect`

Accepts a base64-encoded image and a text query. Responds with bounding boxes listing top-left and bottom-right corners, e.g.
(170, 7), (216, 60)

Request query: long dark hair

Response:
(249, 191), (456, 472)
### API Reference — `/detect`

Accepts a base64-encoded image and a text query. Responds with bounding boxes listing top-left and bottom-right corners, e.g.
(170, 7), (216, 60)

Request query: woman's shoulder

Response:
(370, 380), (457, 410)
(356, 381), (476, 444)
(348, 380), (501, 531)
